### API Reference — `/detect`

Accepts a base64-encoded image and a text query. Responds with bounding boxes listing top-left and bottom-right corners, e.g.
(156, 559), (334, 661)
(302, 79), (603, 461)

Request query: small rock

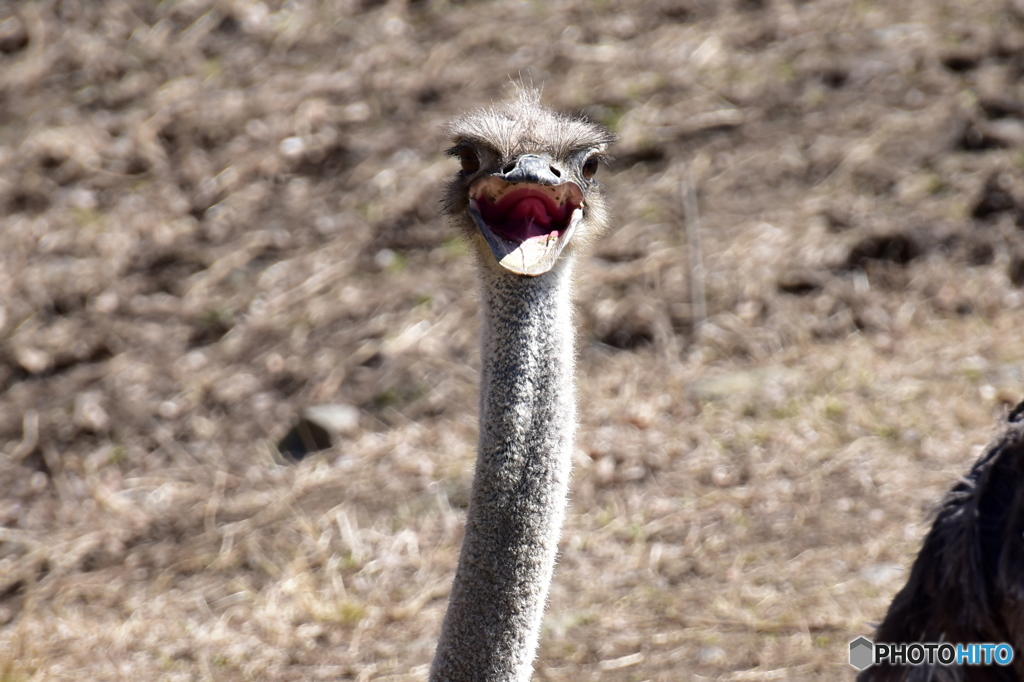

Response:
(375, 248), (397, 270)
(74, 392), (110, 433)
(15, 347), (52, 374)
(0, 16), (27, 54)
(92, 291), (119, 314)
(158, 400), (180, 419)
(304, 404), (360, 436)
(988, 119), (1024, 147)
(277, 404), (361, 461)
(279, 136), (305, 159)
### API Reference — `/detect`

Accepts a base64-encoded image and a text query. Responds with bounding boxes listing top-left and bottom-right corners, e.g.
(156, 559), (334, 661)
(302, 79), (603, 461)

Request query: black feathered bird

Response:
(858, 402), (1024, 682)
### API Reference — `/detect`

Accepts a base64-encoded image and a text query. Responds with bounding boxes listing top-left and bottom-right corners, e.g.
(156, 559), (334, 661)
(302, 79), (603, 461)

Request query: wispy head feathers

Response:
(445, 86), (615, 161)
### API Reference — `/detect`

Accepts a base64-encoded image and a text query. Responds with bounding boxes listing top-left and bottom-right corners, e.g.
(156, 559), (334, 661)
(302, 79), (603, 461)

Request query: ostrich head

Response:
(443, 88), (615, 276)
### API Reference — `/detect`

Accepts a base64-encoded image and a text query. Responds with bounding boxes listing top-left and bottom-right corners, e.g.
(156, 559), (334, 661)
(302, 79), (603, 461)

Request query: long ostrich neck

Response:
(430, 260), (576, 682)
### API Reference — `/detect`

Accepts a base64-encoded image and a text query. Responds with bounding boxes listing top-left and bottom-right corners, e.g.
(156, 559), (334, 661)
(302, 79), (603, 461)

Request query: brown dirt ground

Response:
(2, 0), (1024, 680)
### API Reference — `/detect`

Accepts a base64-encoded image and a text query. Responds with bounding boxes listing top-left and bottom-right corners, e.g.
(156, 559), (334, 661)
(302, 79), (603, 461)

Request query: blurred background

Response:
(1, 0), (1023, 679)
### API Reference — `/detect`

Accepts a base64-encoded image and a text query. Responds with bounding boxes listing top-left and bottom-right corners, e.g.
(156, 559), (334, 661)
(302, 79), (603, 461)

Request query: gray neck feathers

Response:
(429, 260), (576, 682)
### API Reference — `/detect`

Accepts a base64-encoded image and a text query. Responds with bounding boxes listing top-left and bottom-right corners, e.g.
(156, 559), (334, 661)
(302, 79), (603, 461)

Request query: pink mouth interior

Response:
(474, 188), (578, 243)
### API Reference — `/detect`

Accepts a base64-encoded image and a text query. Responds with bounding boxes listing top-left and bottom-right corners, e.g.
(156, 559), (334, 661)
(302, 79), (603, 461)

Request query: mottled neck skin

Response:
(429, 258), (576, 682)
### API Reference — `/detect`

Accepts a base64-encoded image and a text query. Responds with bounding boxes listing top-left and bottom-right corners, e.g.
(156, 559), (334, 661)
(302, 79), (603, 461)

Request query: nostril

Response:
(550, 166), (561, 177)
(502, 163), (516, 174)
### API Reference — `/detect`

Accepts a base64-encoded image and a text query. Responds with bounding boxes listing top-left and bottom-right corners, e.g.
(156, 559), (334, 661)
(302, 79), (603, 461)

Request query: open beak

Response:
(467, 155), (584, 276)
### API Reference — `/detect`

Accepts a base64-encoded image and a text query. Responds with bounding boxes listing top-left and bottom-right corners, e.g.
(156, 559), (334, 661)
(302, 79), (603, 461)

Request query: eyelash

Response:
(447, 144), (481, 174)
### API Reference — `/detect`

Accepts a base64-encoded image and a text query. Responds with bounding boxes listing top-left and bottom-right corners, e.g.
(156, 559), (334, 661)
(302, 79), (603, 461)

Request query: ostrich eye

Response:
(581, 156), (599, 180)
(458, 147), (480, 174)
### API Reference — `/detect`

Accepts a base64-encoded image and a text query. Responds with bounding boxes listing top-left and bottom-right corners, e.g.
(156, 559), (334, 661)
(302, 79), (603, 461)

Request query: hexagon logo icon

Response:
(849, 637), (874, 670)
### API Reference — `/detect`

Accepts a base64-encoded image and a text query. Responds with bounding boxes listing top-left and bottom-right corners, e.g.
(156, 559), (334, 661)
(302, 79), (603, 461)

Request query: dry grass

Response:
(1, 0), (1024, 680)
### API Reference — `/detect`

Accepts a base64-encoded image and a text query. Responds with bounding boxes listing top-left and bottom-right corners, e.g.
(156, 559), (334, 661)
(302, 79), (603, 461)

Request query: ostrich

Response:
(428, 89), (614, 682)
(858, 401), (1024, 682)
